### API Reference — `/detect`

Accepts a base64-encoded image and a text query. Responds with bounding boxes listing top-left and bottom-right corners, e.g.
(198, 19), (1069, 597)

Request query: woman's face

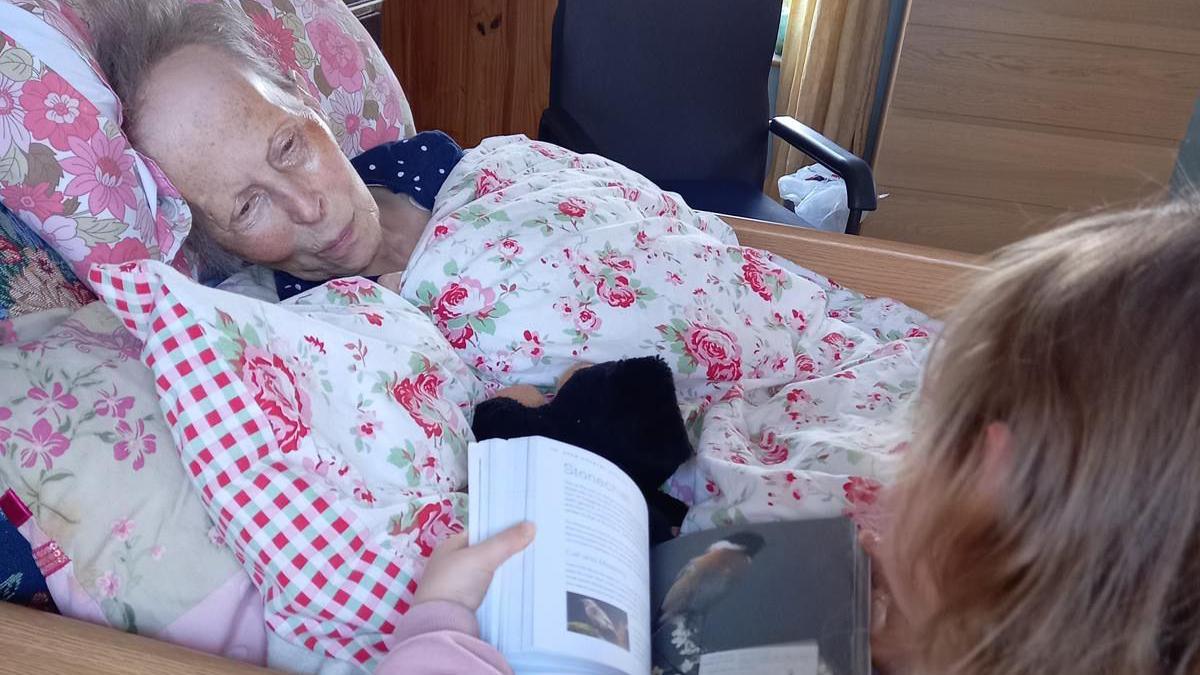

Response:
(136, 45), (381, 279)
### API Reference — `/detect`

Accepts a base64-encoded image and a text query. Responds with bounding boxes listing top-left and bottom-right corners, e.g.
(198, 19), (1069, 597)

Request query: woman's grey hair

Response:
(89, 0), (299, 139)
(88, 0), (300, 280)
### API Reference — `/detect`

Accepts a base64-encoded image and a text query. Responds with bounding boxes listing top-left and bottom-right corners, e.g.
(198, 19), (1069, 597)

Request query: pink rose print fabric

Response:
(305, 16), (365, 93)
(91, 260), (483, 670)
(240, 343), (313, 454)
(403, 136), (939, 537)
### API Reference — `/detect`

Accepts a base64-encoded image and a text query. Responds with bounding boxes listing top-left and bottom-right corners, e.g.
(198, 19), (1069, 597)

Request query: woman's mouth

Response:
(320, 222), (357, 260)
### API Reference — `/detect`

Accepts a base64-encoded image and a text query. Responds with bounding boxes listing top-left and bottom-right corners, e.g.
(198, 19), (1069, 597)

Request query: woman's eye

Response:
(279, 133), (300, 161)
(234, 194), (258, 226)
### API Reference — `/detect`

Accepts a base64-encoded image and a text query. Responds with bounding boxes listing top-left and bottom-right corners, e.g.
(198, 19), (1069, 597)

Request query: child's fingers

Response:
(470, 522), (536, 571)
(858, 530), (894, 596)
(556, 362), (593, 390)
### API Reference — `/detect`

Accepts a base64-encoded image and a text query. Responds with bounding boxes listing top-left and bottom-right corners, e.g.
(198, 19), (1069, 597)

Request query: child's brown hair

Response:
(887, 202), (1200, 674)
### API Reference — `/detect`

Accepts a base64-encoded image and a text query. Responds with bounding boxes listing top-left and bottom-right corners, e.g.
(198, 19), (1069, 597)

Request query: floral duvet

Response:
(401, 136), (935, 535)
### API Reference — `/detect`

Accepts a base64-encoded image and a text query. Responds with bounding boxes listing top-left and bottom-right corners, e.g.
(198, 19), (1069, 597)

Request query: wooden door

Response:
(867, 0), (1200, 253)
(382, 0), (558, 148)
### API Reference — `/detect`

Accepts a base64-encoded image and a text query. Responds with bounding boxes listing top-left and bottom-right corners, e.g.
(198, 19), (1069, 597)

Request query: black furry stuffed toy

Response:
(472, 356), (692, 545)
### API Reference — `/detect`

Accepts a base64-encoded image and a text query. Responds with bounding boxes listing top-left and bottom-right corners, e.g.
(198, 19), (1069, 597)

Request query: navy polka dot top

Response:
(273, 130), (464, 300)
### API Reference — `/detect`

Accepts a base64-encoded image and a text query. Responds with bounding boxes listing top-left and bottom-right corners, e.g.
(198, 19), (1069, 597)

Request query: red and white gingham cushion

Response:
(91, 260), (479, 668)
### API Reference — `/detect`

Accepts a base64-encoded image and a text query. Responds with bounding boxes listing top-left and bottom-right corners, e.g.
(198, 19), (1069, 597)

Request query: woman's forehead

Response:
(136, 46), (291, 199)
(138, 46), (290, 156)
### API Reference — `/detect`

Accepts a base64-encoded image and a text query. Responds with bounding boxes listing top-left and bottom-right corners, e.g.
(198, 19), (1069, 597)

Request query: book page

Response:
(699, 643), (820, 675)
(471, 440), (531, 653)
(526, 438), (651, 675)
(650, 519), (869, 675)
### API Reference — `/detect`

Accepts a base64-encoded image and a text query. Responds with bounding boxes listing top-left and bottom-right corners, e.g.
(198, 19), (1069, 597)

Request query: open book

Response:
(469, 436), (871, 675)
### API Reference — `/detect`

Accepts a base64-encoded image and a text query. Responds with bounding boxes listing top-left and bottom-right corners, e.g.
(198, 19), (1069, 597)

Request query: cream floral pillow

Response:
(0, 302), (244, 635)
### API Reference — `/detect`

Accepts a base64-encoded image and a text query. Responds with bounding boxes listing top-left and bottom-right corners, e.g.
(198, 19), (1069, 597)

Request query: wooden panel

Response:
(503, 0), (558, 138)
(871, 0), (1200, 252)
(909, 0), (1200, 55)
(383, 0), (555, 147)
(0, 603), (276, 675)
(460, 0), (511, 149)
(863, 187), (1063, 254)
(875, 111), (1179, 211)
(892, 24), (1200, 141)
(720, 214), (985, 317)
(387, 2), (472, 141)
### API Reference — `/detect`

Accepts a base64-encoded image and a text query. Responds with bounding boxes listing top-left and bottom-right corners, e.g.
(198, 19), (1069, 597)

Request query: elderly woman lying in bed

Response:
(93, 1), (424, 287)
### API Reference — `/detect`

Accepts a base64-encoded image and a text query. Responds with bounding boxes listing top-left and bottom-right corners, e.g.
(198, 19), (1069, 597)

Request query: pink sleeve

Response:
(375, 601), (512, 675)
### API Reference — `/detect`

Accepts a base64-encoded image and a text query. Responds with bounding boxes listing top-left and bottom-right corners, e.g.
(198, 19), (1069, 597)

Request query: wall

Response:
(868, 0), (1200, 253)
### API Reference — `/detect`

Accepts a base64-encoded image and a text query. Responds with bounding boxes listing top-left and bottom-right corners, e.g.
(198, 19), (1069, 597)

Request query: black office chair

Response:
(539, 0), (877, 234)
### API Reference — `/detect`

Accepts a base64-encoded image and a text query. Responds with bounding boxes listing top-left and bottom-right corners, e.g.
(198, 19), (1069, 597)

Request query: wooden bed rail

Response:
(0, 601), (275, 674)
(720, 214), (987, 317)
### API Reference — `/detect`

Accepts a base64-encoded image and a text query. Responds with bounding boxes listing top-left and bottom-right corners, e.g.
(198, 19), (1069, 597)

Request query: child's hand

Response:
(414, 522), (536, 612)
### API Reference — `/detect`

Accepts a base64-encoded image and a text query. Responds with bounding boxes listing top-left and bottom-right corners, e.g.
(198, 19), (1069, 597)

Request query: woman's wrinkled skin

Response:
(135, 45), (427, 281)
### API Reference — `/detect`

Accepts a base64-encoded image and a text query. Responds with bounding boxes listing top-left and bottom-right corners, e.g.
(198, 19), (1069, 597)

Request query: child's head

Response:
(884, 202), (1200, 674)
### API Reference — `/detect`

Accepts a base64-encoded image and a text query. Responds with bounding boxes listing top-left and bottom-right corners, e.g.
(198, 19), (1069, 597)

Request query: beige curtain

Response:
(767, 0), (891, 198)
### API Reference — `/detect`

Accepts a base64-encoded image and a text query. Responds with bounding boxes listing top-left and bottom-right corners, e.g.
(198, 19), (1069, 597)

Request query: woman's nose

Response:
(287, 188), (325, 225)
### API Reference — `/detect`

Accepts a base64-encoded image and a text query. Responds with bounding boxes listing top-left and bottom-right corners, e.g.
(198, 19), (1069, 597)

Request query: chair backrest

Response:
(547, 0), (782, 186)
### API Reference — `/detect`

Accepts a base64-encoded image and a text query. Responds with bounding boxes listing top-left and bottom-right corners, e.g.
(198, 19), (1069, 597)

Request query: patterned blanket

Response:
(402, 136), (935, 535)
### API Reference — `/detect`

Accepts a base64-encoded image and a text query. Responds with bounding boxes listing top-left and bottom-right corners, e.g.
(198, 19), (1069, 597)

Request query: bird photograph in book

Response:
(568, 592), (631, 649)
(650, 522), (868, 675)
(654, 531), (767, 646)
(469, 437), (871, 675)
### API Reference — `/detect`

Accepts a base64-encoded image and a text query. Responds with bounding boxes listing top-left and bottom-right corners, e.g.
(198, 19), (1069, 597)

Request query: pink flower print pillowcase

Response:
(89, 261), (482, 669)
(0, 0), (192, 280)
(220, 0), (415, 157)
(0, 301), (264, 663)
